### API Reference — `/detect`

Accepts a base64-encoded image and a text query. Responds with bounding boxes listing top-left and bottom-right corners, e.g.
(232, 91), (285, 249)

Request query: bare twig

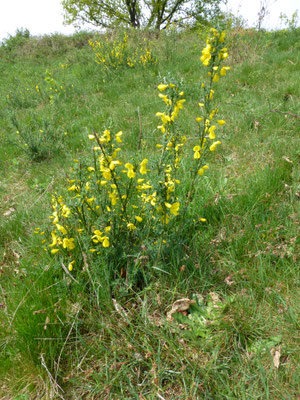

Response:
(137, 106), (143, 150)
(40, 353), (64, 399)
(54, 307), (81, 382)
(269, 110), (300, 119)
(61, 262), (80, 284)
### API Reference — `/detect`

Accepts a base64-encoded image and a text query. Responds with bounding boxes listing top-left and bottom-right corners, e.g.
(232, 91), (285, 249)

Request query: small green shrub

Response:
(37, 28), (230, 290)
(89, 31), (157, 71)
(1, 28), (30, 51)
(10, 113), (65, 162)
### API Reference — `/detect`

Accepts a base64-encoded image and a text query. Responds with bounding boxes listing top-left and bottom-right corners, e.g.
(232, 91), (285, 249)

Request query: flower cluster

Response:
(191, 28), (230, 184)
(89, 32), (157, 71)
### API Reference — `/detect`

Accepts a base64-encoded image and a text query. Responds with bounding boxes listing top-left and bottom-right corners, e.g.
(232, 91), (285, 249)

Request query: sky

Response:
(0, 0), (299, 42)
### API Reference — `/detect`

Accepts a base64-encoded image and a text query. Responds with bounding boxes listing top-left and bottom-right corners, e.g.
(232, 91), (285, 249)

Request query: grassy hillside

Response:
(0, 27), (299, 399)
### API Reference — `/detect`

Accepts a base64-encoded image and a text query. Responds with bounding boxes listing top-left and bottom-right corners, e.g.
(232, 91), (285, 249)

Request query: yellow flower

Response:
(109, 191), (117, 206)
(109, 160), (122, 170)
(88, 135), (95, 140)
(125, 163), (136, 178)
(140, 159), (149, 174)
(49, 231), (59, 248)
(156, 144), (163, 149)
(87, 167), (95, 172)
(61, 205), (71, 218)
(102, 237), (110, 247)
(157, 84), (168, 91)
(115, 131), (123, 143)
(87, 197), (95, 205)
(176, 99), (186, 109)
(56, 224), (67, 235)
(165, 201), (180, 216)
(127, 222), (136, 231)
(156, 112), (171, 125)
(193, 145), (201, 159)
(217, 120), (226, 125)
(219, 31), (225, 43)
(92, 230), (103, 243)
(209, 109), (218, 120)
(51, 249), (59, 254)
(200, 44), (212, 66)
(101, 168), (112, 180)
(103, 129), (111, 142)
(62, 238), (75, 250)
(68, 184), (78, 191)
(198, 165), (209, 176)
(135, 216), (143, 222)
(196, 117), (203, 123)
(213, 74), (219, 83)
(68, 260), (75, 271)
(220, 66), (231, 76)
(209, 141), (221, 151)
(199, 218), (207, 222)
(158, 93), (171, 105)
(208, 125), (216, 140)
(198, 102), (204, 107)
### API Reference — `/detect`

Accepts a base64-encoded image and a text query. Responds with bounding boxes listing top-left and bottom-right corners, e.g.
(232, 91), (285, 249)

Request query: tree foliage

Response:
(62, 0), (224, 30)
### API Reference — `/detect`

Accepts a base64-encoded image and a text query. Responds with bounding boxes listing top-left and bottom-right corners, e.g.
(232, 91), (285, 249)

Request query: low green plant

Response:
(10, 114), (65, 161)
(39, 68), (74, 104)
(38, 28), (230, 289)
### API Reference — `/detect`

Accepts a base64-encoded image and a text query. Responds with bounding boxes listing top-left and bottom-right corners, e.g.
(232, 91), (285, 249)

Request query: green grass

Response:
(0, 27), (299, 399)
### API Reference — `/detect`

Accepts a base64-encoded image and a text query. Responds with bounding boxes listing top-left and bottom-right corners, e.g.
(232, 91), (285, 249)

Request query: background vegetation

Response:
(0, 24), (299, 399)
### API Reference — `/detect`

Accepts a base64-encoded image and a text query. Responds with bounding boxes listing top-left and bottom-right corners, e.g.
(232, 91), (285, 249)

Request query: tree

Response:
(62, 0), (224, 31)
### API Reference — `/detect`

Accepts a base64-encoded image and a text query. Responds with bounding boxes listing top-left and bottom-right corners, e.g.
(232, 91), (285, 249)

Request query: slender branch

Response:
(137, 106), (142, 150)
(269, 110), (300, 119)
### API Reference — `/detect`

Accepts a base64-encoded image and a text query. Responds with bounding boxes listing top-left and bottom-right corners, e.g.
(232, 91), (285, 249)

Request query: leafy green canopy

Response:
(62, 0), (224, 30)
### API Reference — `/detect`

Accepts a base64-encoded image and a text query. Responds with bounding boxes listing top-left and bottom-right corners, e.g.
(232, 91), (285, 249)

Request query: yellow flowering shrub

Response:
(89, 32), (157, 71)
(39, 28), (230, 284)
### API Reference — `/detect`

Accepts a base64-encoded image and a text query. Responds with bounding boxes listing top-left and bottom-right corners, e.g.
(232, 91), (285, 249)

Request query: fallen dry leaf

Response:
(270, 346), (281, 369)
(44, 316), (50, 330)
(208, 292), (221, 305)
(33, 308), (47, 315)
(3, 207), (16, 217)
(11, 250), (20, 260)
(148, 314), (163, 327)
(166, 298), (196, 321)
(112, 299), (129, 320)
(224, 275), (235, 286)
(282, 156), (293, 164)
